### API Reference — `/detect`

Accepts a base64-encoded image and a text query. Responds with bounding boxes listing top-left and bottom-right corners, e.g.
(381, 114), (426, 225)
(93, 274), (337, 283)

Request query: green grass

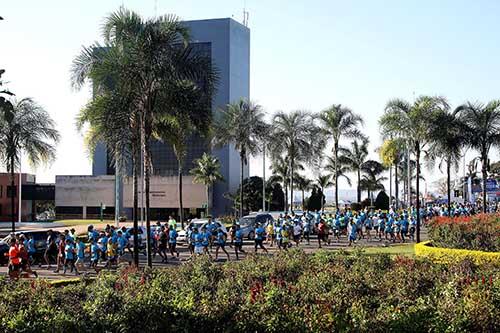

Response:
(56, 219), (116, 227)
(347, 243), (415, 256)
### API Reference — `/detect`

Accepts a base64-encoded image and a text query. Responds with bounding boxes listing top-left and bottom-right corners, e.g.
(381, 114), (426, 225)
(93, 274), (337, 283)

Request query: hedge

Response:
(415, 240), (500, 266)
(0, 250), (498, 332)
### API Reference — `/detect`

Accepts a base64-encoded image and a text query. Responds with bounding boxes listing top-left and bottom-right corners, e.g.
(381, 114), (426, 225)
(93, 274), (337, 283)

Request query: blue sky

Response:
(2, 0), (500, 194)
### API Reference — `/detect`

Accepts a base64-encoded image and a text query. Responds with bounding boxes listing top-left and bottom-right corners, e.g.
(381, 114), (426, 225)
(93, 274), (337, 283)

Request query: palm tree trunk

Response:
(290, 156), (294, 213)
(416, 144), (421, 243)
(284, 183), (289, 212)
(10, 156), (15, 233)
(447, 159), (451, 214)
(334, 142), (339, 210)
(389, 165), (392, 206)
(142, 128), (152, 268)
(394, 162), (399, 209)
(321, 186), (324, 212)
(178, 161), (184, 228)
(207, 185), (211, 216)
(240, 151), (245, 218)
(132, 143), (140, 267)
(357, 169), (361, 203)
(482, 154), (488, 213)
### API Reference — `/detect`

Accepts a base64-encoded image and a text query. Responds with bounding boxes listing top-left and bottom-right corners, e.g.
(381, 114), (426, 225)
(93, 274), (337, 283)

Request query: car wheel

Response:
(248, 231), (255, 240)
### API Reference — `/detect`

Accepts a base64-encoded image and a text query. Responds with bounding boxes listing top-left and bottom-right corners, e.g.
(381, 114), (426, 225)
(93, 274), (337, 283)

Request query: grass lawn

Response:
(347, 243), (415, 256)
(56, 219), (116, 227)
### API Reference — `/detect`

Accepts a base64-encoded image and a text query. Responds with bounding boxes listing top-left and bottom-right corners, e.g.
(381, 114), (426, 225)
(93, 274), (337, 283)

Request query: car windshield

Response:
(240, 216), (256, 227)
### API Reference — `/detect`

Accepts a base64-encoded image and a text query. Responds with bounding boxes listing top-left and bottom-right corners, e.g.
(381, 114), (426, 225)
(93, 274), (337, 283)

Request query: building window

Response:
(7, 186), (17, 198)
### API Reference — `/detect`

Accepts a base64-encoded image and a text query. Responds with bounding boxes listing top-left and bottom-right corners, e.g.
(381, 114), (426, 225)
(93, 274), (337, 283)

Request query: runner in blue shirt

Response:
(348, 220), (357, 246)
(215, 227), (230, 261)
(63, 239), (78, 275)
(168, 225), (179, 258)
(233, 224), (245, 260)
(193, 228), (204, 256)
(76, 239), (86, 270)
(90, 240), (100, 270)
(254, 223), (269, 254)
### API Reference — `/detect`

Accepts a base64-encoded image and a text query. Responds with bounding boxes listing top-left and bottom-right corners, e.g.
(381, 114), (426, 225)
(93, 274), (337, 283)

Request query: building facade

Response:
(88, 18), (250, 217)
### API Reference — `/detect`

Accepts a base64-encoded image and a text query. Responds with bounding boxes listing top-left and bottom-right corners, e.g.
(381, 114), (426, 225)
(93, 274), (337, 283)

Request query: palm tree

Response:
(455, 101), (500, 213)
(214, 99), (268, 218)
(72, 8), (216, 267)
(154, 82), (212, 228)
(0, 98), (59, 232)
(380, 96), (449, 242)
(338, 136), (369, 203)
(427, 109), (465, 214)
(379, 138), (405, 208)
(270, 155), (290, 210)
(360, 160), (387, 205)
(316, 174), (333, 212)
(269, 111), (318, 212)
(190, 153), (224, 217)
(296, 175), (313, 211)
(324, 155), (352, 194)
(319, 105), (363, 210)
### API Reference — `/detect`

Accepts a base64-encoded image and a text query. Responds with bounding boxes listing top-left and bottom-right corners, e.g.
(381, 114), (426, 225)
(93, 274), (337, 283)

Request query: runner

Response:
(233, 224), (245, 260)
(214, 227), (230, 261)
(168, 225), (180, 258)
(254, 223), (268, 253)
(44, 229), (57, 269)
(8, 238), (21, 280)
(63, 238), (79, 275)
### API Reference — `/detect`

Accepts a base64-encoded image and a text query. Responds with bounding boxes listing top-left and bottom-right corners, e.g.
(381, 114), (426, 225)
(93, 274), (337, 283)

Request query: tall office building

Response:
(91, 18), (250, 217)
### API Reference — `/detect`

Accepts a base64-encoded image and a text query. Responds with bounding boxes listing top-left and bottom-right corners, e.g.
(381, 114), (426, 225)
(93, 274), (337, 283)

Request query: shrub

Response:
(428, 214), (500, 252)
(0, 251), (498, 332)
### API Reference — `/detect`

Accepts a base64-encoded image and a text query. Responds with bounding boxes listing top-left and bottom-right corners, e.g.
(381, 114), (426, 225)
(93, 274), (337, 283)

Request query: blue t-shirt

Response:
(201, 232), (210, 246)
(91, 244), (100, 260)
(235, 229), (243, 243)
(65, 244), (75, 260)
(216, 231), (226, 245)
(118, 236), (128, 249)
(77, 242), (85, 259)
(194, 233), (203, 248)
(169, 230), (178, 244)
(255, 227), (265, 241)
(26, 239), (36, 254)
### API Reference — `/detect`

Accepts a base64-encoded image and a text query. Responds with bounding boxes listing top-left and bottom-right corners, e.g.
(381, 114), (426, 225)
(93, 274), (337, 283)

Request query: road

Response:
(0, 229), (425, 280)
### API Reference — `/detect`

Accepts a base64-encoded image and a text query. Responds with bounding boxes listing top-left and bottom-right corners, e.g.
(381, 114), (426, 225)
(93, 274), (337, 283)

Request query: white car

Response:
(177, 219), (227, 243)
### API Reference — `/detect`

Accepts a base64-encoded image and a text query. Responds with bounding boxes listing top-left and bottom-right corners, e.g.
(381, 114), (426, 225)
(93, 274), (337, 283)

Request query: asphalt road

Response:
(0, 231), (424, 280)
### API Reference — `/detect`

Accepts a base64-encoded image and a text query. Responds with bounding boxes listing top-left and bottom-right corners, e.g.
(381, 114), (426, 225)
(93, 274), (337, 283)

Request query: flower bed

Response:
(0, 250), (498, 332)
(415, 240), (500, 265)
(428, 214), (500, 252)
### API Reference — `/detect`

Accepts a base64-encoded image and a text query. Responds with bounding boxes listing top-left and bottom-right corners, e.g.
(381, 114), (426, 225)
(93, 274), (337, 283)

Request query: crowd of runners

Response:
(4, 201), (497, 279)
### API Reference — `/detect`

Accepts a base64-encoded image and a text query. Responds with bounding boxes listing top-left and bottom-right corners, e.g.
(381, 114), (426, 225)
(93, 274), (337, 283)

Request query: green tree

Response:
(379, 95), (448, 242)
(360, 160), (387, 205)
(378, 138), (405, 208)
(319, 104), (363, 210)
(269, 111), (318, 212)
(316, 174), (333, 212)
(154, 81), (212, 228)
(73, 8), (216, 267)
(214, 99), (267, 218)
(0, 98), (59, 231)
(455, 101), (500, 213)
(296, 175), (313, 211)
(191, 153), (224, 217)
(338, 136), (369, 203)
(427, 109), (465, 213)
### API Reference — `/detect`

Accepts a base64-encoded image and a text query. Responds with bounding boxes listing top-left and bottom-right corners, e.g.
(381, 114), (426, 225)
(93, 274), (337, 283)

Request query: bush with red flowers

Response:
(428, 214), (500, 252)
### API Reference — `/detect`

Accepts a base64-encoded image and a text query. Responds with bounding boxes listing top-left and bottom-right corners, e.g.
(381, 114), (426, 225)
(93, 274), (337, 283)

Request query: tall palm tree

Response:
(73, 8), (216, 267)
(360, 160), (387, 205)
(427, 109), (465, 214)
(324, 155), (352, 193)
(379, 138), (405, 208)
(0, 98), (59, 232)
(153, 81), (212, 228)
(338, 136), (369, 203)
(270, 155), (290, 210)
(214, 99), (268, 218)
(316, 174), (333, 212)
(269, 111), (318, 212)
(295, 175), (313, 211)
(190, 153), (224, 217)
(319, 105), (363, 210)
(380, 95), (449, 242)
(455, 101), (500, 213)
